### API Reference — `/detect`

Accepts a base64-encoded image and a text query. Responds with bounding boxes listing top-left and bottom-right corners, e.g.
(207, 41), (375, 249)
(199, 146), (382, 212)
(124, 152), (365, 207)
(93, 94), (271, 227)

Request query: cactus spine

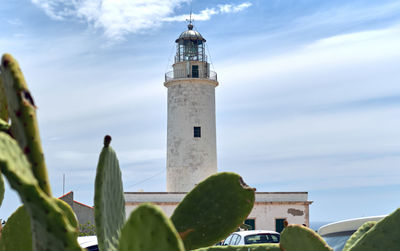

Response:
(0, 54), (51, 196)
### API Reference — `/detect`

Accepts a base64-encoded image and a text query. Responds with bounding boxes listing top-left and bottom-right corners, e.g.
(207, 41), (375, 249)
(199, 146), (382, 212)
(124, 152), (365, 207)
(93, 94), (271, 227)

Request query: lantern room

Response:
(175, 23), (207, 62)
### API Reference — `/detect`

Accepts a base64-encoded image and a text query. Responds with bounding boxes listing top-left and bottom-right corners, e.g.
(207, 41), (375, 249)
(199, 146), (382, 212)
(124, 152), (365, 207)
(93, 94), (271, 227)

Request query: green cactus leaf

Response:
(0, 119), (10, 133)
(347, 208), (400, 251)
(0, 173), (3, 207)
(0, 53), (51, 196)
(194, 244), (280, 251)
(0, 76), (8, 122)
(342, 221), (376, 251)
(171, 172), (256, 250)
(118, 203), (185, 251)
(54, 198), (79, 230)
(94, 135), (125, 251)
(0, 132), (83, 251)
(280, 224), (332, 251)
(0, 206), (32, 251)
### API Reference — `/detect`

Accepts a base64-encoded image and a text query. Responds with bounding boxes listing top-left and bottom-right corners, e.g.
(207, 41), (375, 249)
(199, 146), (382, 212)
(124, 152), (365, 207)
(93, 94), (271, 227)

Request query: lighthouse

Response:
(164, 22), (218, 192)
(125, 22), (311, 231)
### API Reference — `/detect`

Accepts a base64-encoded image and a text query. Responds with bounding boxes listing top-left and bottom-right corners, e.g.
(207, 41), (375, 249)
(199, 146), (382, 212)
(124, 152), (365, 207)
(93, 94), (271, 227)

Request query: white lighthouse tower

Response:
(164, 22), (218, 192)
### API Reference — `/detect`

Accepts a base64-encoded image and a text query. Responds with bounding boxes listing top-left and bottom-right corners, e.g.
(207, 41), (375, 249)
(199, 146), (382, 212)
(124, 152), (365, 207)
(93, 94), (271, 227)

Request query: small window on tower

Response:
(194, 127), (201, 138)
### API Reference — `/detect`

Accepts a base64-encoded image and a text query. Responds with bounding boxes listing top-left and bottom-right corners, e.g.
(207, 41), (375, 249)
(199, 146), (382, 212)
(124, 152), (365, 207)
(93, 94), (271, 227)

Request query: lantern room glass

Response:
(176, 40), (206, 62)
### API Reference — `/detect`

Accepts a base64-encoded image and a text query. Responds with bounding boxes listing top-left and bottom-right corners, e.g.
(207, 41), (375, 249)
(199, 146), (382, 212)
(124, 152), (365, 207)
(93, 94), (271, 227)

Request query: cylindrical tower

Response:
(164, 23), (218, 192)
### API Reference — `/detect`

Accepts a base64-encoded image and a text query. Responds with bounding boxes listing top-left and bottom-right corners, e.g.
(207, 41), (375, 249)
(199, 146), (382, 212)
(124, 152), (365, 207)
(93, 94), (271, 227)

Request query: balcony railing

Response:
(165, 69), (217, 82)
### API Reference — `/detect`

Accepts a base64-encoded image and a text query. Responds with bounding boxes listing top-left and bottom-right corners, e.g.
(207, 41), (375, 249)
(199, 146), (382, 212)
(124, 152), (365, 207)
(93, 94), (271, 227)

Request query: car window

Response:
(269, 234), (280, 243)
(87, 245), (99, 251)
(234, 235), (241, 245)
(230, 234), (239, 245)
(223, 235), (233, 245)
(244, 233), (280, 244)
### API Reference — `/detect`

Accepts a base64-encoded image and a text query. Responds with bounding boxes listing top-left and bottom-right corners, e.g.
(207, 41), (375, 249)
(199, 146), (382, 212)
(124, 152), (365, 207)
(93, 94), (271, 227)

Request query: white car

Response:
(222, 230), (280, 246)
(318, 215), (385, 251)
(78, 236), (98, 251)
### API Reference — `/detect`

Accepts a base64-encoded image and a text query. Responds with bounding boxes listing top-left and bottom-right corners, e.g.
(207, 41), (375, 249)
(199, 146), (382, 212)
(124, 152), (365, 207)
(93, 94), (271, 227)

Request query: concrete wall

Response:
(164, 79), (218, 192)
(124, 192), (311, 230)
(59, 191), (94, 225)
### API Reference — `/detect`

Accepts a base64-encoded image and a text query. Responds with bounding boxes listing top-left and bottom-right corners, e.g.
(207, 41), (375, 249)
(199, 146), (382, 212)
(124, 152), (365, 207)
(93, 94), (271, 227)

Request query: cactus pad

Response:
(346, 208), (400, 251)
(0, 206), (33, 251)
(0, 173), (3, 207)
(194, 244), (281, 251)
(94, 135), (125, 251)
(0, 132), (83, 251)
(54, 198), (79, 230)
(118, 203), (185, 251)
(0, 119), (10, 133)
(280, 224), (332, 251)
(342, 221), (376, 251)
(0, 76), (8, 121)
(171, 172), (256, 250)
(0, 53), (51, 196)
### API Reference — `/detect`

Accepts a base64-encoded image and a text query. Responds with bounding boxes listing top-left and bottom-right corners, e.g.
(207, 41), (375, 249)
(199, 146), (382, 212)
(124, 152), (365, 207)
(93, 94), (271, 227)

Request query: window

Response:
(192, 65), (199, 78)
(245, 219), (255, 230)
(244, 233), (280, 244)
(233, 235), (241, 245)
(194, 126), (201, 138)
(223, 235), (233, 245)
(275, 218), (286, 233)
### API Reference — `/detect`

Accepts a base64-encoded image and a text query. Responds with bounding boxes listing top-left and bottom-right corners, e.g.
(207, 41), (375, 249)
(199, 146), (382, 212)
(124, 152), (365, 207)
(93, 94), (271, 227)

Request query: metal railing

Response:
(165, 69), (217, 82)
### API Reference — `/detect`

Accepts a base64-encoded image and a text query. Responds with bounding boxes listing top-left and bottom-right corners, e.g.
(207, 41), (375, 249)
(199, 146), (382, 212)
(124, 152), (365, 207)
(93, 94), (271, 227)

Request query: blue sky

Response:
(1, 0), (400, 225)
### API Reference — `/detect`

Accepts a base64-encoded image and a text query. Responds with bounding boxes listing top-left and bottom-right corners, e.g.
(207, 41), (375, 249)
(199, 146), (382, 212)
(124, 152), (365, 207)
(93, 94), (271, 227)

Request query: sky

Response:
(1, 0), (400, 225)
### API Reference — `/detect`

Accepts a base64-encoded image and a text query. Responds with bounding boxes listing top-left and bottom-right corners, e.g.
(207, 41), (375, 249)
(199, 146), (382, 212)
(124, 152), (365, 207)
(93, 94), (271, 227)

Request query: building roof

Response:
(175, 23), (206, 42)
(58, 191), (94, 209)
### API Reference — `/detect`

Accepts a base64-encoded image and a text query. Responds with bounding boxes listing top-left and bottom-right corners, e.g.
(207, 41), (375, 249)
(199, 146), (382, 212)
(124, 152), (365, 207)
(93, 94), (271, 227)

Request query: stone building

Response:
(59, 191), (94, 226)
(124, 22), (312, 233)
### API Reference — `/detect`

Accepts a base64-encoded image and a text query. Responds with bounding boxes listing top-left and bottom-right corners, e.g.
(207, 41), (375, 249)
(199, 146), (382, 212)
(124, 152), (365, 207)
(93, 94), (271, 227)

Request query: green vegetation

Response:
(0, 53), (399, 251)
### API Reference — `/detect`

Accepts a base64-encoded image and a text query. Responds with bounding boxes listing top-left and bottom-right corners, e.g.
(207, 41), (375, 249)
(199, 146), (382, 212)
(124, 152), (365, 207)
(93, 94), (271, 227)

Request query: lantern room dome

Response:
(175, 23), (206, 43)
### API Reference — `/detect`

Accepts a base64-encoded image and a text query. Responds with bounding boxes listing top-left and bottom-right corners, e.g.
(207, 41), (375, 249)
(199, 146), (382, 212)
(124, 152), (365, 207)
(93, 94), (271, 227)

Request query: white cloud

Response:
(164, 2), (252, 22)
(218, 2), (252, 13)
(31, 0), (252, 39)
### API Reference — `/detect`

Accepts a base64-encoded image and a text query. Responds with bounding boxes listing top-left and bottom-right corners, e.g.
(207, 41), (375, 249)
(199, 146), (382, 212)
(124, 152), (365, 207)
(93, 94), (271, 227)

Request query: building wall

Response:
(248, 202), (310, 230)
(165, 79), (218, 192)
(59, 191), (94, 225)
(124, 192), (311, 231)
(73, 202), (95, 225)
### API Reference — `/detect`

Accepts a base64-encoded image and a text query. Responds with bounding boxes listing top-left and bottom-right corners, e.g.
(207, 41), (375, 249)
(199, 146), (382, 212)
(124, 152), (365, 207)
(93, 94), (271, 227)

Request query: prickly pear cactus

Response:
(0, 119), (10, 133)
(194, 244), (281, 251)
(0, 173), (3, 207)
(54, 198), (79, 230)
(0, 132), (83, 251)
(94, 135), (125, 251)
(118, 203), (185, 251)
(346, 208), (400, 251)
(280, 224), (332, 251)
(0, 76), (8, 121)
(0, 206), (33, 251)
(0, 54), (51, 196)
(342, 221), (376, 251)
(171, 172), (256, 250)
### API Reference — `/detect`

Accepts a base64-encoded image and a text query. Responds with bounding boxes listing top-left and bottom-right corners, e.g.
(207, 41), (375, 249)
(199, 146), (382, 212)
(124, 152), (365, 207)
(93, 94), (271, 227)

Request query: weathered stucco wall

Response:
(59, 191), (94, 225)
(165, 79), (218, 192)
(124, 192), (312, 231)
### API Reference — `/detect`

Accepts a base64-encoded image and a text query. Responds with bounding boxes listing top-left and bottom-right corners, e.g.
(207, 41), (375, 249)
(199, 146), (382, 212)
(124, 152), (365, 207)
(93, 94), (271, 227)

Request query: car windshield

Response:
(322, 231), (354, 251)
(244, 233), (280, 244)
